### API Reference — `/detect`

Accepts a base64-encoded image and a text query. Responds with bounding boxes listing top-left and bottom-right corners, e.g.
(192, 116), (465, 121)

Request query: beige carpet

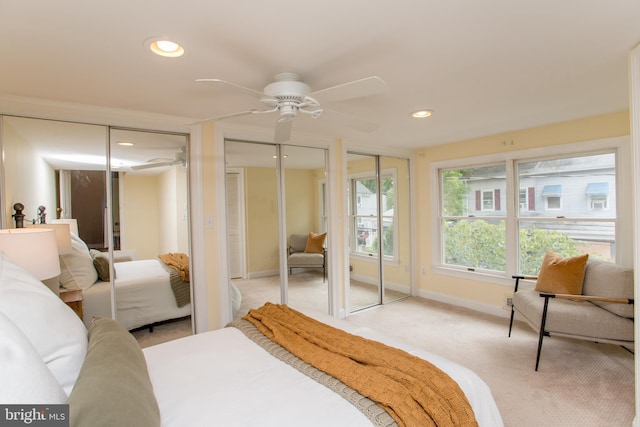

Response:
(134, 275), (634, 427)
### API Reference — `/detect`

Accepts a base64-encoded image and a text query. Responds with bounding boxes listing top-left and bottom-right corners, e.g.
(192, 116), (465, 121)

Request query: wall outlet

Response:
(349, 265), (353, 272)
(503, 295), (513, 311)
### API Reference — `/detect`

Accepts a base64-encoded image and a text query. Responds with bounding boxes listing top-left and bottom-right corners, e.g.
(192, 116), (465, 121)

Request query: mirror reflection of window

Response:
(348, 153), (411, 312)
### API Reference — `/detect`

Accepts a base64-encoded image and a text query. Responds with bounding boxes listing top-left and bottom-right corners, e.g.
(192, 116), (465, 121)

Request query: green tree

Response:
(519, 226), (584, 275)
(444, 221), (583, 274)
(442, 170), (470, 216)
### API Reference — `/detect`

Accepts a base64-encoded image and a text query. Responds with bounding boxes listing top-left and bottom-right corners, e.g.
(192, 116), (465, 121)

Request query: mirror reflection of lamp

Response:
(0, 228), (62, 295)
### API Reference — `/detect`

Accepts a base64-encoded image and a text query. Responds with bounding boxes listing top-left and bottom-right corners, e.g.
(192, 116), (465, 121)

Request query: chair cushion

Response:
(582, 259), (634, 319)
(289, 234), (308, 253)
(514, 290), (634, 342)
(304, 232), (326, 253)
(288, 252), (324, 267)
(534, 251), (589, 295)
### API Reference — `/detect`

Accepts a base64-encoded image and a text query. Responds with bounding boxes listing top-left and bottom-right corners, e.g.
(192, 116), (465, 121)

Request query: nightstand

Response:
(60, 289), (83, 320)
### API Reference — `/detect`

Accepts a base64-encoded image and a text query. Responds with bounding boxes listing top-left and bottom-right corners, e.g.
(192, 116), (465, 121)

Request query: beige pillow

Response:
(59, 234), (98, 290)
(534, 251), (589, 295)
(304, 232), (327, 253)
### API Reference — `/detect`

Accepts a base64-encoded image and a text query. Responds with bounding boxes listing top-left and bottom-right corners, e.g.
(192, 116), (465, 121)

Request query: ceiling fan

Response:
(196, 72), (388, 142)
(131, 148), (186, 171)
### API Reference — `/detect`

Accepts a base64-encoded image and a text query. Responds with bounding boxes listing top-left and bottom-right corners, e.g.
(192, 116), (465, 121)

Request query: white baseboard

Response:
(417, 289), (511, 319)
(246, 270), (279, 279)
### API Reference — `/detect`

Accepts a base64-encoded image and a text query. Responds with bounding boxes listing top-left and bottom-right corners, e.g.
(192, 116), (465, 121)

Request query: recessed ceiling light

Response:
(411, 109), (433, 118)
(117, 141), (135, 146)
(146, 37), (184, 58)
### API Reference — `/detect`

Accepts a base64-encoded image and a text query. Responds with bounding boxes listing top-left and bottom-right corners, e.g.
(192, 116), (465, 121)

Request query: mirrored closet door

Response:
(347, 152), (411, 312)
(224, 140), (329, 315)
(0, 115), (193, 334)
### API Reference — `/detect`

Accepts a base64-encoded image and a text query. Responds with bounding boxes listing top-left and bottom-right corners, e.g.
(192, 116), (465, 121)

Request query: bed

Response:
(57, 233), (192, 331)
(0, 252), (504, 427)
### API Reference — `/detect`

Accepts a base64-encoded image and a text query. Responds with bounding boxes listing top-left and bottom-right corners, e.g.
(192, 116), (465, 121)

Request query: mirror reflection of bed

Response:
(1, 115), (195, 336)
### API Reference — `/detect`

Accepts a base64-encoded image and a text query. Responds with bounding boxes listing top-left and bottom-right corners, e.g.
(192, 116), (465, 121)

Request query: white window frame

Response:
(481, 190), (495, 211)
(544, 195), (562, 210)
(349, 168), (399, 261)
(588, 195), (609, 211)
(430, 136), (632, 286)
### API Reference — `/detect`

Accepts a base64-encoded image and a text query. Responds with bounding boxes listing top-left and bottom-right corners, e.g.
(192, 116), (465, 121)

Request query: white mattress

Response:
(143, 311), (503, 427)
(82, 259), (191, 330)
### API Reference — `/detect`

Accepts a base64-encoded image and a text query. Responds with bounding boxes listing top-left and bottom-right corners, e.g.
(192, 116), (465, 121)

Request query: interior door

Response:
(226, 168), (245, 279)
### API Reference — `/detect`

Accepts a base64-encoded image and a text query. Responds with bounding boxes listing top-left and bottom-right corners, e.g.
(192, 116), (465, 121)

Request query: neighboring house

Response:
(465, 155), (616, 256)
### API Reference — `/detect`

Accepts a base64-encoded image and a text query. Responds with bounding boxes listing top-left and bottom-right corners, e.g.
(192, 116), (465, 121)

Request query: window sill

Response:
(431, 265), (515, 287)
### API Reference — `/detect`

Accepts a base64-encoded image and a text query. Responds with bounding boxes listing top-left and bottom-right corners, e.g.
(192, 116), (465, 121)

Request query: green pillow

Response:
(89, 249), (111, 281)
(67, 317), (160, 427)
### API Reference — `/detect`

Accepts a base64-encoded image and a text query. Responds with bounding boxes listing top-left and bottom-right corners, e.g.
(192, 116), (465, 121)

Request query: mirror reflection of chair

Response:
(287, 233), (326, 282)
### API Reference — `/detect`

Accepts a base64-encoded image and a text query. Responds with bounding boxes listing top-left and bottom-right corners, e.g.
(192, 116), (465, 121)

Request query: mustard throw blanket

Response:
(243, 303), (478, 427)
(158, 252), (190, 282)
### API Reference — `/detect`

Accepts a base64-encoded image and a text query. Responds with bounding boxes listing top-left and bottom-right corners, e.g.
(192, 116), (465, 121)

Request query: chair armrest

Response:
(512, 275), (538, 280)
(539, 292), (634, 305)
(512, 275), (538, 293)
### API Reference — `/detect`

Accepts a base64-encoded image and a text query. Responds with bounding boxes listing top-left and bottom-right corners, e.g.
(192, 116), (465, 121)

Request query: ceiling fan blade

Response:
(188, 110), (256, 125)
(196, 78), (266, 98)
(321, 108), (380, 133)
(274, 119), (293, 143)
(309, 76), (388, 105)
(131, 161), (173, 171)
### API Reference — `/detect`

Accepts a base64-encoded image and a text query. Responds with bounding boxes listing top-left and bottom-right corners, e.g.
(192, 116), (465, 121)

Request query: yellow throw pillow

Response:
(304, 232), (327, 254)
(534, 251), (589, 295)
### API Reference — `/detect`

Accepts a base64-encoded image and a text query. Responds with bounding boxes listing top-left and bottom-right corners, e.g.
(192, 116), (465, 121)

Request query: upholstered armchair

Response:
(287, 233), (326, 281)
(508, 251), (634, 371)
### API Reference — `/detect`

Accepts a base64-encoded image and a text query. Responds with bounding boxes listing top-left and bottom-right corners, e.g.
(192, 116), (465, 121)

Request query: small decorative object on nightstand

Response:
(60, 289), (83, 319)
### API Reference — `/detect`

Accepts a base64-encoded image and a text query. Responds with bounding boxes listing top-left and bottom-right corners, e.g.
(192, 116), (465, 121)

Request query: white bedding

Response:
(143, 311), (503, 427)
(82, 258), (191, 330)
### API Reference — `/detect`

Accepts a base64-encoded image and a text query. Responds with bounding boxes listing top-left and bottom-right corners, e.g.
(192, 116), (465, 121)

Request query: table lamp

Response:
(26, 223), (73, 254)
(0, 228), (61, 295)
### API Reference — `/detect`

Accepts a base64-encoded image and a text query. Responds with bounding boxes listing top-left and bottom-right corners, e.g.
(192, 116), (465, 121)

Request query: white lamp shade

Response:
(51, 219), (79, 237)
(25, 223), (73, 254)
(0, 229), (61, 280)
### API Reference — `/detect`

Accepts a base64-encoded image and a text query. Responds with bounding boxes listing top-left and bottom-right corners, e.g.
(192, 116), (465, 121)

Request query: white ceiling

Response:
(0, 1), (639, 150)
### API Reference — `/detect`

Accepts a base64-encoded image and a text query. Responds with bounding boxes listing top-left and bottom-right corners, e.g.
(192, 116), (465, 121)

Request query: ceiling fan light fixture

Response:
(146, 37), (184, 58)
(411, 109), (433, 118)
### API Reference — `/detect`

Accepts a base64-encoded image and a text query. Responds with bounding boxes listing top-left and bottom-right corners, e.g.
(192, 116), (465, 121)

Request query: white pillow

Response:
(0, 310), (67, 404)
(59, 233), (98, 291)
(0, 252), (88, 396)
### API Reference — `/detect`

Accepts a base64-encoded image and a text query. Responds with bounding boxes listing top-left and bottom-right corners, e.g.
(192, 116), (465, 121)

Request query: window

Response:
(350, 171), (397, 259)
(519, 187), (535, 211)
(441, 165), (506, 272)
(481, 190), (494, 211)
(541, 185), (562, 210)
(586, 182), (609, 210)
(436, 149), (620, 277)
